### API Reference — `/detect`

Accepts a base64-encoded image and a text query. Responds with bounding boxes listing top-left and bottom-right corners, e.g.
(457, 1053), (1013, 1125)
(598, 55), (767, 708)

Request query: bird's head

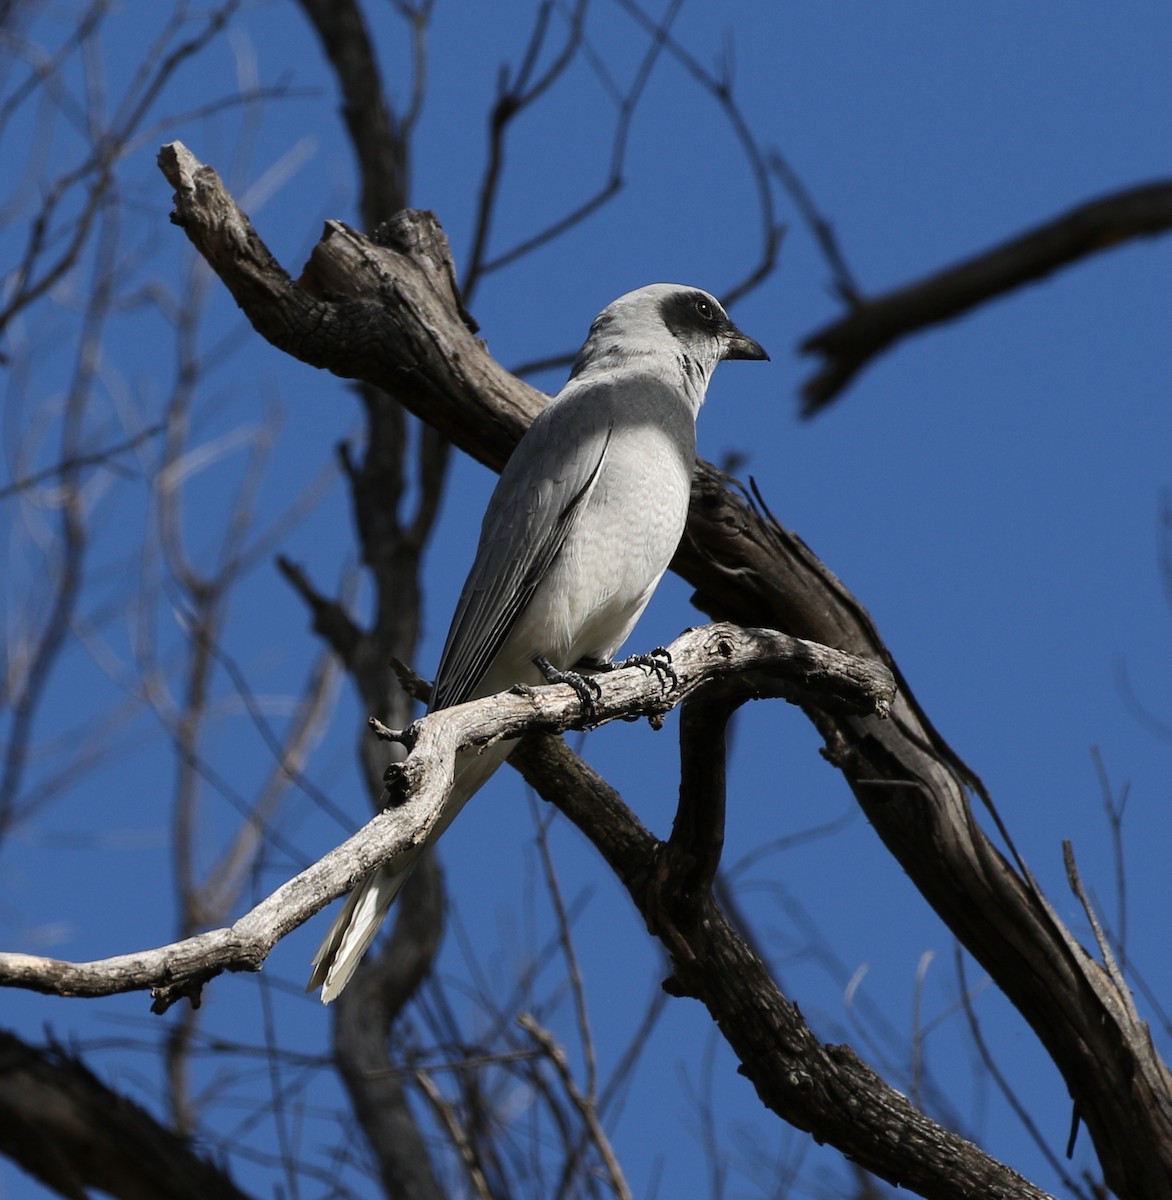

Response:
(571, 284), (768, 402)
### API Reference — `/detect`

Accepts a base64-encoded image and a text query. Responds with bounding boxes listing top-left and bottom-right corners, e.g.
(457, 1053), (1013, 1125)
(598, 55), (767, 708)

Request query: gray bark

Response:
(151, 141), (1172, 1199)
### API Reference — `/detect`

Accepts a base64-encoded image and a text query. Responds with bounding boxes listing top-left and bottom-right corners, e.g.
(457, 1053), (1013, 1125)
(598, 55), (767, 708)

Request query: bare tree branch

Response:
(769, 148), (861, 306)
(151, 146), (1172, 1198)
(414, 1067), (495, 1200)
(954, 947), (1091, 1200)
(0, 1), (242, 338)
(518, 1014), (632, 1200)
(0, 623), (892, 1005)
(462, 0), (591, 299)
(508, 735), (1054, 1200)
(286, 6), (453, 1193)
(799, 179), (1172, 415)
(294, 0), (413, 221)
(612, 0), (785, 307)
(334, 855), (447, 1200)
(0, 423), (164, 500)
(0, 1028), (255, 1200)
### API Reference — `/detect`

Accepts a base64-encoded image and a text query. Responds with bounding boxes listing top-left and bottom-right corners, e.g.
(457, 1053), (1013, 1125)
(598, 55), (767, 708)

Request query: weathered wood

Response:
(0, 623), (888, 1001)
(154, 142), (1172, 1199)
(510, 734), (1056, 1200)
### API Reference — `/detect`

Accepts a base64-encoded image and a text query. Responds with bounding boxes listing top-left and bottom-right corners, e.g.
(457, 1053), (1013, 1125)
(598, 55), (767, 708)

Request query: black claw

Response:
(615, 646), (678, 693)
(534, 654), (602, 717)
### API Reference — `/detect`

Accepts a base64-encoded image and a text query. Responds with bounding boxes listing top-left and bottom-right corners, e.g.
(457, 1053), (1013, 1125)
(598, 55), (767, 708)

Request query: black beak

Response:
(723, 325), (769, 361)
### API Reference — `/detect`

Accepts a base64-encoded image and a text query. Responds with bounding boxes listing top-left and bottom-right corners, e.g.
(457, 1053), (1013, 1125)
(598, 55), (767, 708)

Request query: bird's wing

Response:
(431, 396), (614, 711)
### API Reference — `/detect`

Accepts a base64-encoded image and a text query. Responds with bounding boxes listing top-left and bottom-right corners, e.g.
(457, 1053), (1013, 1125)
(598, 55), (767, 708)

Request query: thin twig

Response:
(1062, 841), (1130, 1003)
(413, 1069), (494, 1200)
(530, 797), (598, 1101)
(1090, 747), (1130, 974)
(769, 148), (860, 305)
(613, 0), (784, 307)
(0, 423), (164, 500)
(954, 946), (1091, 1199)
(518, 1014), (633, 1200)
(909, 949), (934, 1112)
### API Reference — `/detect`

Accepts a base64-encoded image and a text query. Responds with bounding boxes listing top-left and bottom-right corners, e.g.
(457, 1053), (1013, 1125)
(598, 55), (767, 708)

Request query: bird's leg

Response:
(533, 654), (602, 718)
(577, 646), (678, 694)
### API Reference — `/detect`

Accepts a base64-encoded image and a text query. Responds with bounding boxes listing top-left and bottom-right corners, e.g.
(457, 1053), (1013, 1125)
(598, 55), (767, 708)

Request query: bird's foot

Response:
(572, 648), (677, 728)
(533, 654), (602, 719)
(606, 646), (678, 694)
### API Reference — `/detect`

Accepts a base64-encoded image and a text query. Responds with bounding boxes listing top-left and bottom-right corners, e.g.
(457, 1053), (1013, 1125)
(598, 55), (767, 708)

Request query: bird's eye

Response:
(694, 297), (715, 323)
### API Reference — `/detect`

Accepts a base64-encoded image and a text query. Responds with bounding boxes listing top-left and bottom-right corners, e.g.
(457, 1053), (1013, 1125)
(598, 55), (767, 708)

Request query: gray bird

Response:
(309, 283), (767, 1001)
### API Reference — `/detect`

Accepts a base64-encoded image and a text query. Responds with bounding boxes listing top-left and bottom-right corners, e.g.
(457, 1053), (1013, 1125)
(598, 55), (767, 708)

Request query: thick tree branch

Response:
(153, 144), (1172, 1199)
(508, 733), (1054, 1200)
(332, 854), (447, 1200)
(0, 1028), (254, 1200)
(643, 681), (738, 953)
(158, 141), (527, 468)
(281, 7), (445, 1190)
(799, 179), (1172, 414)
(0, 624), (885, 1009)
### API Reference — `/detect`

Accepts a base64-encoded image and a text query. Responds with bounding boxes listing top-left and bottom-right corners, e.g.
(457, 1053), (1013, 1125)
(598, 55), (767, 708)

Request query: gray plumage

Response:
(309, 283), (767, 1001)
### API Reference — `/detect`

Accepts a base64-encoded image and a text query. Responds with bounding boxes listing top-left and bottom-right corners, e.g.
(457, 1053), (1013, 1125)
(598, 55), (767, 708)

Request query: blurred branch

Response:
(0, 1027), (255, 1200)
(954, 947), (1093, 1200)
(414, 1067), (495, 1200)
(532, 798), (597, 1099)
(799, 179), (1172, 415)
(0, 1), (107, 141)
(276, 555), (363, 666)
(0, 1), (241, 339)
(334, 855), (447, 1200)
(0, 191), (116, 837)
(0, 423), (163, 501)
(288, 5), (451, 1194)
(518, 1014), (632, 1200)
(294, 0), (416, 222)
(196, 641), (344, 924)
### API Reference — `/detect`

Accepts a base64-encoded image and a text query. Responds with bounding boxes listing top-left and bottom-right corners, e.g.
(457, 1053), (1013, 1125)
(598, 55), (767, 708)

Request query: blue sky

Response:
(4, 3), (1172, 1197)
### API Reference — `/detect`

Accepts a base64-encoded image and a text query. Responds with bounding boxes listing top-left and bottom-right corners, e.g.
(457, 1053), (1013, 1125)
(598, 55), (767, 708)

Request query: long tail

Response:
(308, 743), (511, 1002)
(307, 855), (420, 1002)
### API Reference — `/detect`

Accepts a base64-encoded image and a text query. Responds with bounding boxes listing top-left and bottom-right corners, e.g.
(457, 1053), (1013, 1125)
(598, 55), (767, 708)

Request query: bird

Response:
(309, 283), (767, 1001)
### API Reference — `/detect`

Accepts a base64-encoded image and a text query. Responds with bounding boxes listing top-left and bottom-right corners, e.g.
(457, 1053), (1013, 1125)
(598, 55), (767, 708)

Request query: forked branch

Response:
(0, 624), (890, 1011)
(153, 142), (1172, 1198)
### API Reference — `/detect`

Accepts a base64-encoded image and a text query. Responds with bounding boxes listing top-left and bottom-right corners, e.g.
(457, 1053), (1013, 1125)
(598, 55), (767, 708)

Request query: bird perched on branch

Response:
(310, 283), (767, 1001)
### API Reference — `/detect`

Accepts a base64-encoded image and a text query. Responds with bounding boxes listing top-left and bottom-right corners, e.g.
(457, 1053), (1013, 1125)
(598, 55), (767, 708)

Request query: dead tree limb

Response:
(800, 179), (1172, 414)
(0, 1028), (254, 1200)
(510, 734), (1055, 1200)
(0, 624), (886, 1004)
(154, 142), (1172, 1199)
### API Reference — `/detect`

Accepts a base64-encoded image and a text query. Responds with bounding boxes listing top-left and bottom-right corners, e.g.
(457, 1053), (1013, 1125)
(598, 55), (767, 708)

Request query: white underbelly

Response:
(506, 426), (692, 671)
